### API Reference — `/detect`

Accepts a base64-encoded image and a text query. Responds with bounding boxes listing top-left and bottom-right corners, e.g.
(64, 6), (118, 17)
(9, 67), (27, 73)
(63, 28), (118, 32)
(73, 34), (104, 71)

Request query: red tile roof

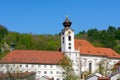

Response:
(0, 72), (35, 78)
(75, 39), (120, 58)
(98, 77), (110, 80)
(115, 61), (120, 65)
(0, 50), (63, 64)
(113, 61), (120, 69)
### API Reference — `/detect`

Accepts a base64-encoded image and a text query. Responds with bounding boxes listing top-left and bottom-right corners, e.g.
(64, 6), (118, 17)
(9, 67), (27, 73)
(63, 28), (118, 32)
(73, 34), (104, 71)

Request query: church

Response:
(0, 17), (120, 80)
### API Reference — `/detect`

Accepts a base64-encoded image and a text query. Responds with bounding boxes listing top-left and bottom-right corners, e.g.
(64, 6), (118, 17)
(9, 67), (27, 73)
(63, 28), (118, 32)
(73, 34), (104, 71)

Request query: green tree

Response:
(75, 30), (87, 39)
(0, 25), (8, 42)
(96, 59), (112, 76)
(58, 56), (78, 80)
(87, 28), (100, 41)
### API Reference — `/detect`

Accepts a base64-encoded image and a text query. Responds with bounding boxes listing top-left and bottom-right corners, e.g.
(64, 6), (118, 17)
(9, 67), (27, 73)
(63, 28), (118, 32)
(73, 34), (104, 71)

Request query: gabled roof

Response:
(0, 50), (63, 64)
(75, 39), (120, 58)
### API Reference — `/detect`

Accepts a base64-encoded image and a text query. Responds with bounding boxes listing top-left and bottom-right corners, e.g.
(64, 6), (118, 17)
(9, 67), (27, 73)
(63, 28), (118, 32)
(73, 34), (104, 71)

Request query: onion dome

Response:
(63, 16), (72, 27)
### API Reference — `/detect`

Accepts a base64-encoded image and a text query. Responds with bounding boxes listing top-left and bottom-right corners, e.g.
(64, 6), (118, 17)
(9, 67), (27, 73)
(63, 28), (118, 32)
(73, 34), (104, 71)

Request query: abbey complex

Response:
(0, 17), (120, 80)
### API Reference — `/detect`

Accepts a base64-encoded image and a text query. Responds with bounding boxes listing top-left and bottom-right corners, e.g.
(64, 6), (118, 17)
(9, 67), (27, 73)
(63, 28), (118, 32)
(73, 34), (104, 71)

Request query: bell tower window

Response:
(63, 37), (64, 43)
(69, 43), (71, 45)
(69, 47), (71, 49)
(63, 37), (64, 40)
(68, 36), (71, 41)
(62, 32), (64, 35)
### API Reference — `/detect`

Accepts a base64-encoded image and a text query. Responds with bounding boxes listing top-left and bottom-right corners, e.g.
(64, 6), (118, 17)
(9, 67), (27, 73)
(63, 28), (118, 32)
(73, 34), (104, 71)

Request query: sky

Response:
(0, 0), (120, 34)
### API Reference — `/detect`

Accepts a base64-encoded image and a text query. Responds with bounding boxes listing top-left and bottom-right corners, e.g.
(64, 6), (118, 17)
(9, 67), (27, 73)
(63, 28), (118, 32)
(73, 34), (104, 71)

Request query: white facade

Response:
(0, 64), (63, 80)
(80, 55), (120, 73)
(61, 29), (75, 52)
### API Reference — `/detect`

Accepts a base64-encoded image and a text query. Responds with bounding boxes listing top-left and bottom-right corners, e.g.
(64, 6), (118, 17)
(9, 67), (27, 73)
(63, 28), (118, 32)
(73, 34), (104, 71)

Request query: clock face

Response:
(68, 31), (71, 34)
(65, 31), (71, 36)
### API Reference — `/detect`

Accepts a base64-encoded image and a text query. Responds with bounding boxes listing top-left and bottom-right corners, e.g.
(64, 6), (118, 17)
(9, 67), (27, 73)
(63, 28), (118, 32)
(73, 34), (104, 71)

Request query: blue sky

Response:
(0, 0), (120, 34)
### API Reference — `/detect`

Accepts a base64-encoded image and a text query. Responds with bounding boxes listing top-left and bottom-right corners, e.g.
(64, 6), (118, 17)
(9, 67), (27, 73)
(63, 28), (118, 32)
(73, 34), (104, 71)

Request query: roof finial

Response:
(63, 16), (72, 27)
(66, 15), (68, 18)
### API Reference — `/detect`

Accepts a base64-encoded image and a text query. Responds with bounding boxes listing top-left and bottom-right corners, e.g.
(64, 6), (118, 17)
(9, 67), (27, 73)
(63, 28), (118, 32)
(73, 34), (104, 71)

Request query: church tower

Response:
(61, 17), (75, 52)
(61, 17), (80, 77)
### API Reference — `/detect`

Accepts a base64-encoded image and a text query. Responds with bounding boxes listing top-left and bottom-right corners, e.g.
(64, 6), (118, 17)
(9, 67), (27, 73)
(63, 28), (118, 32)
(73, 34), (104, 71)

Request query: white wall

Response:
(80, 55), (120, 74)
(65, 50), (80, 76)
(61, 29), (74, 52)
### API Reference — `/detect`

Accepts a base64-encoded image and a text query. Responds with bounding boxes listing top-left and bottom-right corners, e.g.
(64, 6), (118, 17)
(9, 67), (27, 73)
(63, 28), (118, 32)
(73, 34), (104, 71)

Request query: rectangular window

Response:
(118, 65), (120, 72)
(20, 64), (22, 67)
(56, 65), (59, 68)
(76, 69), (78, 71)
(38, 71), (41, 74)
(50, 71), (53, 74)
(44, 65), (47, 68)
(50, 65), (53, 68)
(38, 65), (41, 68)
(6, 64), (9, 67)
(26, 64), (28, 67)
(56, 71), (59, 74)
(32, 64), (34, 67)
(0, 65), (3, 67)
(13, 64), (15, 67)
(44, 71), (47, 74)
(89, 63), (92, 73)
(56, 78), (60, 80)
(81, 73), (83, 79)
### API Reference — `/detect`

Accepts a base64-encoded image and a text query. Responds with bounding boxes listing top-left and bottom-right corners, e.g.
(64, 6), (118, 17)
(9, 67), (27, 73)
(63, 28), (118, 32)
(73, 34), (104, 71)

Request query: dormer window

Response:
(68, 36), (71, 41)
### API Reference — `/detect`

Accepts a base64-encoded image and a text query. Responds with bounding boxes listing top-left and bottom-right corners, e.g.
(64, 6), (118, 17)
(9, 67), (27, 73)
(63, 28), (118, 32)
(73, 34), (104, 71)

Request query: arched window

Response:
(63, 37), (64, 43)
(89, 63), (92, 74)
(68, 36), (71, 41)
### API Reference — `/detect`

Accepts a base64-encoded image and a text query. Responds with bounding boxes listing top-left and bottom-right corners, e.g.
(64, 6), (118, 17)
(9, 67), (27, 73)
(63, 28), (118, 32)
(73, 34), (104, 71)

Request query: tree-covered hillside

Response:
(75, 26), (120, 53)
(0, 26), (60, 51)
(0, 24), (120, 54)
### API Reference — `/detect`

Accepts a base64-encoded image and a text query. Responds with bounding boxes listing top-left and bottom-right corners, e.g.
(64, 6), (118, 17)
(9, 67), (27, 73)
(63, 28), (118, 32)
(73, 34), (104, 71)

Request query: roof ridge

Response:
(13, 50), (62, 52)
